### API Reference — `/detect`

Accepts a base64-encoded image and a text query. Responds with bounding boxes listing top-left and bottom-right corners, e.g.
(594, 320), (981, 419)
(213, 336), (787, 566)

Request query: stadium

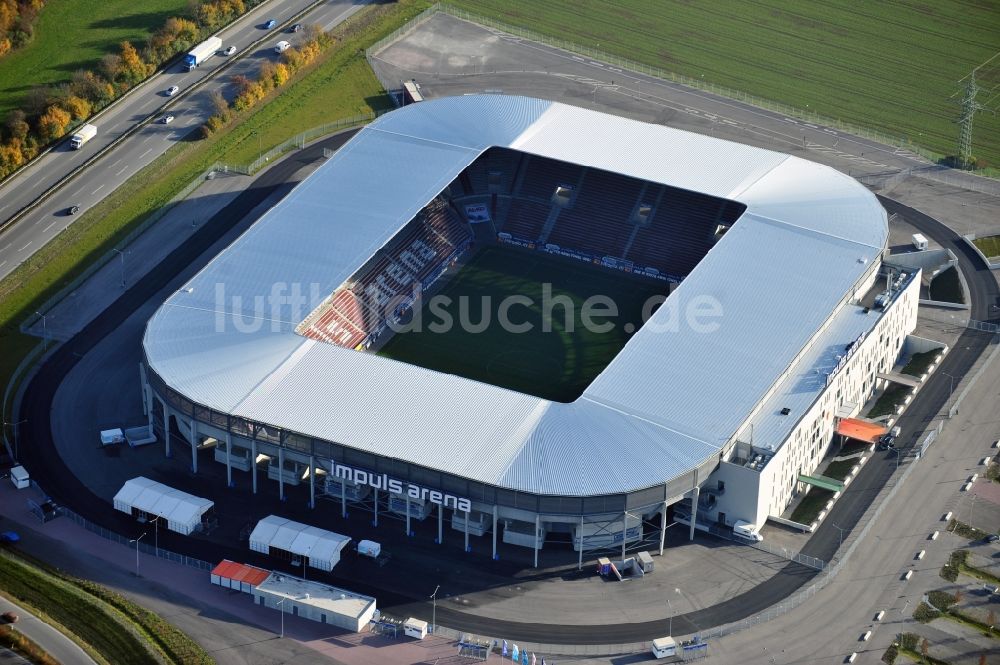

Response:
(141, 94), (919, 565)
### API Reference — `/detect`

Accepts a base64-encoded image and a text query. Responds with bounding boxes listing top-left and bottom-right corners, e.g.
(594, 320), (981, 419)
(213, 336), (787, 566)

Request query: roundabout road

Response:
(14, 138), (999, 644)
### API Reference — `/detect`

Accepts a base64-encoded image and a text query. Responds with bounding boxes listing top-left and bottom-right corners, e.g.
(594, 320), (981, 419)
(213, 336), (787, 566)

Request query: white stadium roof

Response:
(143, 95), (888, 497)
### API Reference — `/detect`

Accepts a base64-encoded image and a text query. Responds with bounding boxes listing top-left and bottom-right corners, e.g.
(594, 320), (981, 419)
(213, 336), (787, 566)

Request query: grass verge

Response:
(0, 0), (433, 422)
(2, 547), (212, 664)
(0, 549), (158, 664)
(901, 350), (939, 377)
(973, 235), (1000, 260)
(867, 383), (911, 419)
(0, 624), (58, 665)
(821, 459), (857, 481)
(789, 488), (833, 525)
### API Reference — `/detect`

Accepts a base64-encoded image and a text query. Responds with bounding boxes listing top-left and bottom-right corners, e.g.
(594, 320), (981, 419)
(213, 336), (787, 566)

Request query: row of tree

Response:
(202, 26), (333, 137)
(0, 0), (264, 181)
(0, 0), (45, 58)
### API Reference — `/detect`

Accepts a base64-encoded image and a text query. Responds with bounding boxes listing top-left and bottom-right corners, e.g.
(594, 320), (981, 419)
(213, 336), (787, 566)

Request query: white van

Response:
(274, 40), (290, 54)
(651, 636), (676, 659)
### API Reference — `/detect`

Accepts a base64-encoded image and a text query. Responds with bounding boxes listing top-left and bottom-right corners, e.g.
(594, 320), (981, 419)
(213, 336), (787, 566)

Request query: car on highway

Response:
(264, 18), (277, 29)
(986, 533), (1000, 543)
(0, 530), (19, 543)
(290, 23), (303, 33)
(165, 85), (180, 97)
(67, 205), (80, 215)
(1, 611), (17, 624)
(160, 115), (175, 124)
(274, 40), (291, 54)
(223, 45), (236, 56)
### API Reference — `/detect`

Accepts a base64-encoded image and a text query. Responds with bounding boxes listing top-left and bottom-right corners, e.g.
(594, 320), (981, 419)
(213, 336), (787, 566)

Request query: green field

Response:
(379, 246), (666, 402)
(455, 0), (1000, 167)
(0, 0), (187, 118)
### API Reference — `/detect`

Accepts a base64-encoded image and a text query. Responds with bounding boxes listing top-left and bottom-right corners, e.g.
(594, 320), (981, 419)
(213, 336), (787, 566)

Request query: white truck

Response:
(69, 123), (97, 149)
(911, 233), (928, 251)
(733, 520), (763, 542)
(184, 36), (223, 71)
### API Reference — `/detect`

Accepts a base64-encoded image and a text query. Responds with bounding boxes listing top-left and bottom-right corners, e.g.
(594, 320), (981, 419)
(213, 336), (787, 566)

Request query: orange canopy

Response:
(836, 418), (887, 443)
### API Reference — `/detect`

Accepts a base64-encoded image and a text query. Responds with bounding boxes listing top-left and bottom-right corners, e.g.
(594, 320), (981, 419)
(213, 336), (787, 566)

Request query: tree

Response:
(118, 41), (150, 84)
(5, 109), (29, 140)
(99, 53), (122, 81)
(70, 70), (115, 107)
(272, 63), (290, 87)
(0, 137), (25, 177)
(919, 637), (929, 660)
(209, 90), (229, 120)
(61, 95), (92, 121)
(36, 105), (71, 142)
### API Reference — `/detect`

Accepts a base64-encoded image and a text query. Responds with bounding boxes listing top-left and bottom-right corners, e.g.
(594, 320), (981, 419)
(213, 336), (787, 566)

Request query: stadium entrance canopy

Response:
(248, 515), (351, 572)
(113, 477), (213, 535)
(836, 418), (888, 444)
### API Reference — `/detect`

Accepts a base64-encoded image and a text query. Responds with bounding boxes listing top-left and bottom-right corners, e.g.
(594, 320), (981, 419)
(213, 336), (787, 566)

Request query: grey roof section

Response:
(743, 304), (883, 452)
(144, 95), (888, 497)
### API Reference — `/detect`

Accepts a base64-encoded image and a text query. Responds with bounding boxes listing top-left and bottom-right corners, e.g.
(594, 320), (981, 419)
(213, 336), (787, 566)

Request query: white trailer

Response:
(185, 36), (222, 70)
(70, 124), (97, 149)
(651, 636), (676, 659)
(912, 233), (928, 251)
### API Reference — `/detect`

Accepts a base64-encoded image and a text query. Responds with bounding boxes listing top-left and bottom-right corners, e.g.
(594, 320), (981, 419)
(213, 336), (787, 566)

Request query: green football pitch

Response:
(378, 246), (667, 402)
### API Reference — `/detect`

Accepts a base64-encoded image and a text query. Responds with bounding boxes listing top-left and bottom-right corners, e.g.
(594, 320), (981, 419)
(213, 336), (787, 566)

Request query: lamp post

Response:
(149, 516), (160, 557)
(128, 533), (146, 575)
(430, 584), (440, 635)
(112, 248), (126, 288)
(666, 595), (673, 636)
(888, 446), (902, 470)
(35, 311), (47, 350)
(2, 419), (27, 462)
(941, 371), (957, 412)
(831, 522), (847, 550)
(277, 598), (286, 638)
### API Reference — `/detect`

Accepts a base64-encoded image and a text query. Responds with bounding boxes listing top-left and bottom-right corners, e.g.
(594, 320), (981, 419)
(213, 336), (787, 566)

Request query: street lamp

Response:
(128, 533), (146, 575)
(2, 419), (27, 462)
(831, 522), (847, 550)
(112, 248), (126, 288)
(430, 584), (440, 636)
(941, 371), (957, 409)
(969, 493), (977, 528)
(888, 446), (903, 470)
(277, 598), (286, 638)
(34, 311), (47, 350)
(666, 595), (673, 636)
(149, 516), (160, 557)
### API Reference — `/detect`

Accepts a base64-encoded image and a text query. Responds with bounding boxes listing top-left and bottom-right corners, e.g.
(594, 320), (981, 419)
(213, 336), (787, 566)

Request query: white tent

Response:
(248, 515), (351, 572)
(113, 477), (213, 535)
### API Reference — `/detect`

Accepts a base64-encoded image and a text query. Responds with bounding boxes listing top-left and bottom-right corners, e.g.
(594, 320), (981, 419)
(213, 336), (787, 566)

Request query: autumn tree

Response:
(61, 95), (91, 120)
(36, 104), (71, 142)
(118, 41), (151, 85)
(99, 53), (122, 82)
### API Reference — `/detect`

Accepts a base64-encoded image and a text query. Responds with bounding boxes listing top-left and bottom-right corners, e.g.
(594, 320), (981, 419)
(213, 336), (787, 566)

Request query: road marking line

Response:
(92, 184), (105, 194)
(0, 261), (6, 269)
(116, 165), (129, 176)
(139, 148), (152, 158)
(18, 242), (31, 251)
(1, 244), (10, 252)
(43, 221), (56, 233)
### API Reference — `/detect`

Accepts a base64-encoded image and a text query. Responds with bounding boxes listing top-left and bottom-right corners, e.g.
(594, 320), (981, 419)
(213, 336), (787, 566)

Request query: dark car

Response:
(264, 19), (276, 29)
(1, 611), (18, 624)
(67, 205), (80, 215)
(986, 533), (1000, 543)
(290, 23), (302, 33)
(0, 531), (19, 543)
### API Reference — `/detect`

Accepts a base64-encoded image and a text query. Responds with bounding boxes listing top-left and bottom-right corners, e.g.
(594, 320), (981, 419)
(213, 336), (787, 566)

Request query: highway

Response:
(0, 0), (371, 281)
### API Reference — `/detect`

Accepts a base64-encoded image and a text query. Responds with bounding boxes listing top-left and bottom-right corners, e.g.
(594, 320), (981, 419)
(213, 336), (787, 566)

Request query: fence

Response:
(217, 112), (383, 176)
(60, 506), (214, 572)
(366, 4), (1000, 191)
